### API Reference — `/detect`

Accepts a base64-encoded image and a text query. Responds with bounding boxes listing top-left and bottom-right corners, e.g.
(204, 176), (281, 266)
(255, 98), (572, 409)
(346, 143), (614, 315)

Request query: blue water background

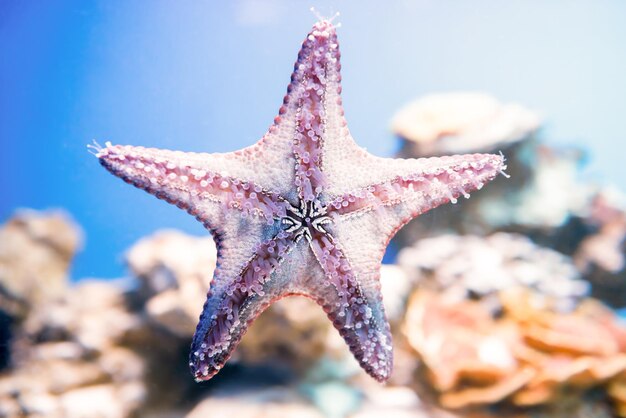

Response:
(1, 1), (625, 280)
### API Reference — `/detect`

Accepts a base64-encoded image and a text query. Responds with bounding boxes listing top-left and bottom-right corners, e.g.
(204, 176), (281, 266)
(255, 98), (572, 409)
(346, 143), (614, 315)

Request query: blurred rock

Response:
(398, 233), (589, 312)
(186, 388), (324, 418)
(98, 347), (145, 384)
(126, 230), (216, 336)
(236, 296), (345, 375)
(391, 93), (533, 245)
(0, 277), (148, 418)
(609, 377), (626, 417)
(229, 265), (412, 377)
(500, 146), (590, 230)
(145, 289), (199, 337)
(1, 192), (624, 418)
(379, 265), (412, 326)
(390, 93), (598, 259)
(22, 279), (143, 352)
(398, 144), (591, 248)
(0, 361), (146, 418)
(59, 383), (145, 418)
(0, 209), (82, 319)
(0, 211), (145, 417)
(353, 386), (453, 418)
(302, 380), (362, 418)
(21, 392), (61, 417)
(391, 92), (540, 156)
(574, 189), (626, 307)
(126, 229), (215, 297)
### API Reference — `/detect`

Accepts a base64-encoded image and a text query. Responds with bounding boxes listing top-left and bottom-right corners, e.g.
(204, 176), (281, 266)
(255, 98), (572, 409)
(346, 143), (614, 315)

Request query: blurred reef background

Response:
(2, 1), (626, 418)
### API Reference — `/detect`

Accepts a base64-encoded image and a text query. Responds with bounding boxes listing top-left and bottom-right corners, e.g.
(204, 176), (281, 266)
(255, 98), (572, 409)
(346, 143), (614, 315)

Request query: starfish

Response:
(91, 17), (506, 382)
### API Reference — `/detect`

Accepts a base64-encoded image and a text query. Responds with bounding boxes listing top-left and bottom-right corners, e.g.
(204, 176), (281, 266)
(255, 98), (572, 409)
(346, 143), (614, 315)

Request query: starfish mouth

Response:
(282, 199), (332, 242)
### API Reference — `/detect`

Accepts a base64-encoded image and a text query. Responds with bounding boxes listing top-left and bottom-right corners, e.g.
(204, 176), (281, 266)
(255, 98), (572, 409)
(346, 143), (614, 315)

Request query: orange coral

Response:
(403, 288), (626, 415)
(609, 377), (626, 417)
(404, 291), (518, 392)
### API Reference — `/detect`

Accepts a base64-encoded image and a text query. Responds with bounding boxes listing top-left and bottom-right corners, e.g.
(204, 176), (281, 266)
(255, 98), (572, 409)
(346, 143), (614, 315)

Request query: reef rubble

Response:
(2, 93), (626, 418)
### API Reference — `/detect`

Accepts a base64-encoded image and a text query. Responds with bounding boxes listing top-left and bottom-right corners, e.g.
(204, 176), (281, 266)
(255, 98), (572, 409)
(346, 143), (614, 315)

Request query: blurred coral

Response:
(0, 209), (82, 319)
(236, 296), (344, 373)
(403, 287), (626, 415)
(391, 92), (540, 156)
(0, 279), (147, 418)
(609, 377), (626, 418)
(391, 93), (597, 257)
(0, 223), (203, 417)
(185, 388), (324, 418)
(574, 189), (626, 307)
(126, 230), (216, 337)
(398, 233), (589, 311)
(3, 87), (626, 417)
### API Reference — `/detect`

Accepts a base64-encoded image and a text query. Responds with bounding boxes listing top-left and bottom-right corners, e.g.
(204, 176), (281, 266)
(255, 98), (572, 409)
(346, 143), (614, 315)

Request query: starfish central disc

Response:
(282, 199), (331, 243)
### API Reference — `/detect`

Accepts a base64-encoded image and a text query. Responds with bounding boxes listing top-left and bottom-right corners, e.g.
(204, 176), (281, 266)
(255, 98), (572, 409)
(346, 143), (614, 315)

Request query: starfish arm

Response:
(307, 232), (393, 382)
(327, 153), (506, 233)
(276, 20), (342, 202)
(95, 144), (289, 227)
(190, 232), (296, 381)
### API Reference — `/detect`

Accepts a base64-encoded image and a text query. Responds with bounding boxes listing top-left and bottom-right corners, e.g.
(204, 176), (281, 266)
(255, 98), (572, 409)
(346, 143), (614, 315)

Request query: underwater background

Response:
(2, 1), (626, 417)
(2, 1), (626, 279)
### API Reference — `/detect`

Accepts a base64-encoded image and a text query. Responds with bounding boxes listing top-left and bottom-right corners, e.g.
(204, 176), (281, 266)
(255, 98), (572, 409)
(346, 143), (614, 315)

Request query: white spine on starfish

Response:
(327, 153), (506, 224)
(96, 143), (290, 224)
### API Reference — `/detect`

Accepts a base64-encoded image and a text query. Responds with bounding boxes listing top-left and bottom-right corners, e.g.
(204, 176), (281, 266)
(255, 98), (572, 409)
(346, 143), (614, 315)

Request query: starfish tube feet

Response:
(95, 143), (289, 224)
(309, 232), (393, 381)
(189, 234), (295, 381)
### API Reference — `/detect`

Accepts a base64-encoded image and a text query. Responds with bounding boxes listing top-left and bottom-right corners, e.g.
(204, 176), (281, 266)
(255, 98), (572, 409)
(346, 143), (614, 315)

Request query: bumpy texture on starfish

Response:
(93, 19), (506, 382)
